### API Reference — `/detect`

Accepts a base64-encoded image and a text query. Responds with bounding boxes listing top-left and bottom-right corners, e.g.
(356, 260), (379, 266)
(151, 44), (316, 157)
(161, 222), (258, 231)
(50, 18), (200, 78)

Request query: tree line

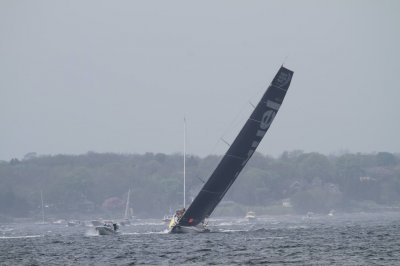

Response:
(0, 151), (399, 220)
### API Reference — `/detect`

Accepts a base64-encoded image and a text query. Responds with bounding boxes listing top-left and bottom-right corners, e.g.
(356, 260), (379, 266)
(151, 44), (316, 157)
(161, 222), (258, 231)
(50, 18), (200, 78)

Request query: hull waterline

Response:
(169, 225), (210, 234)
(95, 226), (118, 235)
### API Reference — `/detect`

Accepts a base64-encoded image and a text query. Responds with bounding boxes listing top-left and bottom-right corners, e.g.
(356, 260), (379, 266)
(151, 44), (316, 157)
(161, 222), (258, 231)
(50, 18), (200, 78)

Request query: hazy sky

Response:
(1, 0), (399, 160)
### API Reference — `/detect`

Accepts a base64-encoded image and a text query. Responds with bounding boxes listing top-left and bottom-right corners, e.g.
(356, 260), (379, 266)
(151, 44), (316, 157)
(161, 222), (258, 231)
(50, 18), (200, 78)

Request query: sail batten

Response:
(177, 66), (294, 227)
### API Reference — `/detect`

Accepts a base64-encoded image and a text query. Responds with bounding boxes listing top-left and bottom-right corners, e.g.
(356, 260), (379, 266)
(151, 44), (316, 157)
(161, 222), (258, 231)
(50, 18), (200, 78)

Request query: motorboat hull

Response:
(95, 226), (118, 235)
(246, 217), (257, 222)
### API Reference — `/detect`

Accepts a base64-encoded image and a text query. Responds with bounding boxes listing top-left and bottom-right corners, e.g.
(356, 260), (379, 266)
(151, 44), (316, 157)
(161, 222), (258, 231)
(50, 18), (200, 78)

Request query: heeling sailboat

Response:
(169, 66), (294, 233)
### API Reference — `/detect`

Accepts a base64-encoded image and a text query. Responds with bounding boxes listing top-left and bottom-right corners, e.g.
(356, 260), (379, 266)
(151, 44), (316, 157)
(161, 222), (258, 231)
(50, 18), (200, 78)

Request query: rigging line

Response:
(207, 84), (267, 156)
(249, 101), (256, 109)
(271, 84), (288, 92)
(282, 56), (288, 67)
(220, 138), (231, 147)
(201, 189), (221, 195)
(195, 175), (206, 184)
(225, 153), (246, 160)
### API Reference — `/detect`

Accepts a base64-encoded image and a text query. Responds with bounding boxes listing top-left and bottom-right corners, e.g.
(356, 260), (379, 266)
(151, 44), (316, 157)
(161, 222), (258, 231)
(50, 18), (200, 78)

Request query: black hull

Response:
(169, 225), (210, 234)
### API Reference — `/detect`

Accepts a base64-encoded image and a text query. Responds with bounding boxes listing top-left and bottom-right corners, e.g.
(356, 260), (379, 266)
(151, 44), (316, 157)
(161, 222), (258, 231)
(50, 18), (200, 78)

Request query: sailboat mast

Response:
(183, 117), (186, 209)
(124, 188), (131, 219)
(40, 190), (45, 223)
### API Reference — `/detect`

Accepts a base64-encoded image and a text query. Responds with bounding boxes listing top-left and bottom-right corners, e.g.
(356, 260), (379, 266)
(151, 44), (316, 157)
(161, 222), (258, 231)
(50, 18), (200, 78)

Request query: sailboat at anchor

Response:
(120, 188), (134, 226)
(168, 66), (294, 233)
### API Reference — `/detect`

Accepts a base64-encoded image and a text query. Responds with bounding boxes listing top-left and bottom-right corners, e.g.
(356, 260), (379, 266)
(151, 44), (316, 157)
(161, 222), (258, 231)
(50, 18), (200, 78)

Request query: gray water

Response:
(1, 212), (399, 265)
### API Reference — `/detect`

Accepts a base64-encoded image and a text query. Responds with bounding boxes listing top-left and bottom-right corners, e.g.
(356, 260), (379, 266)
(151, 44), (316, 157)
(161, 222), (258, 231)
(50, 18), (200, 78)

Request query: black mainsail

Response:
(177, 66), (293, 227)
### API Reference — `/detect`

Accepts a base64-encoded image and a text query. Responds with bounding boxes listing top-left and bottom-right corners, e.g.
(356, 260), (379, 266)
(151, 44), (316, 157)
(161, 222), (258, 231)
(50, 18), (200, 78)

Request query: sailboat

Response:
(120, 188), (133, 226)
(168, 66), (294, 233)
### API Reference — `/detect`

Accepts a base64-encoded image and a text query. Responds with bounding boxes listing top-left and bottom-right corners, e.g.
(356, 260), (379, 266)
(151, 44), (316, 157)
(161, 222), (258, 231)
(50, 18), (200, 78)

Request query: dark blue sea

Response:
(1, 212), (399, 265)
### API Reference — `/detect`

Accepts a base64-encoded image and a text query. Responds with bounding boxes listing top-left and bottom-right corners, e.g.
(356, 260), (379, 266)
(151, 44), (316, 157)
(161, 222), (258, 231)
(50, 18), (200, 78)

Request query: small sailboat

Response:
(162, 206), (174, 224)
(120, 189), (134, 226)
(162, 215), (172, 224)
(37, 190), (46, 224)
(168, 66), (294, 233)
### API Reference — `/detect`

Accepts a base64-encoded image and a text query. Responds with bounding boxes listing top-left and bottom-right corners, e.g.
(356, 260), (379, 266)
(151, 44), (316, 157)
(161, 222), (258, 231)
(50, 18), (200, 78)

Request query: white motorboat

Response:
(245, 211), (257, 222)
(95, 222), (118, 235)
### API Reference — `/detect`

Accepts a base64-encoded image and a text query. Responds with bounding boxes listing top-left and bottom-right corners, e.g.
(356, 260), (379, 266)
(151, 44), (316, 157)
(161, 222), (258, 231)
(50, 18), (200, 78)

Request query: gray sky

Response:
(1, 0), (399, 160)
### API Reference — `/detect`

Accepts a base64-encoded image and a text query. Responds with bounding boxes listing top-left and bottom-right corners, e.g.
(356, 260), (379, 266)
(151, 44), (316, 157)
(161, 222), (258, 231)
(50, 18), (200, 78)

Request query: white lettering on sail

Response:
(241, 109), (276, 166)
(266, 100), (280, 111)
(256, 130), (266, 137)
(260, 110), (276, 130)
(274, 71), (291, 88)
(251, 141), (259, 148)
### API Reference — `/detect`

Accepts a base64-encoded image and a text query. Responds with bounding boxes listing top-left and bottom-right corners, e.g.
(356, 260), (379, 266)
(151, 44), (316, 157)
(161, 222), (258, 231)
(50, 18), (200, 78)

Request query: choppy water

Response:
(1, 212), (400, 265)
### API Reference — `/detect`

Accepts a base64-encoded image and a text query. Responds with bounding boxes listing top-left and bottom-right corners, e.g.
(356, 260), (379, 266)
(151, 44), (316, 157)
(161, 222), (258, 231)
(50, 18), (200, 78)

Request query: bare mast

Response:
(40, 190), (45, 224)
(124, 188), (131, 219)
(183, 117), (186, 209)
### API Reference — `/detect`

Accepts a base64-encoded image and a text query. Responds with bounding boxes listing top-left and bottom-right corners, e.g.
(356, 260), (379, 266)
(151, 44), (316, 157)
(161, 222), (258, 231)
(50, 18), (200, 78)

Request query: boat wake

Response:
(217, 229), (248, 233)
(85, 228), (100, 236)
(129, 222), (164, 226)
(122, 230), (168, 235)
(0, 235), (42, 239)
